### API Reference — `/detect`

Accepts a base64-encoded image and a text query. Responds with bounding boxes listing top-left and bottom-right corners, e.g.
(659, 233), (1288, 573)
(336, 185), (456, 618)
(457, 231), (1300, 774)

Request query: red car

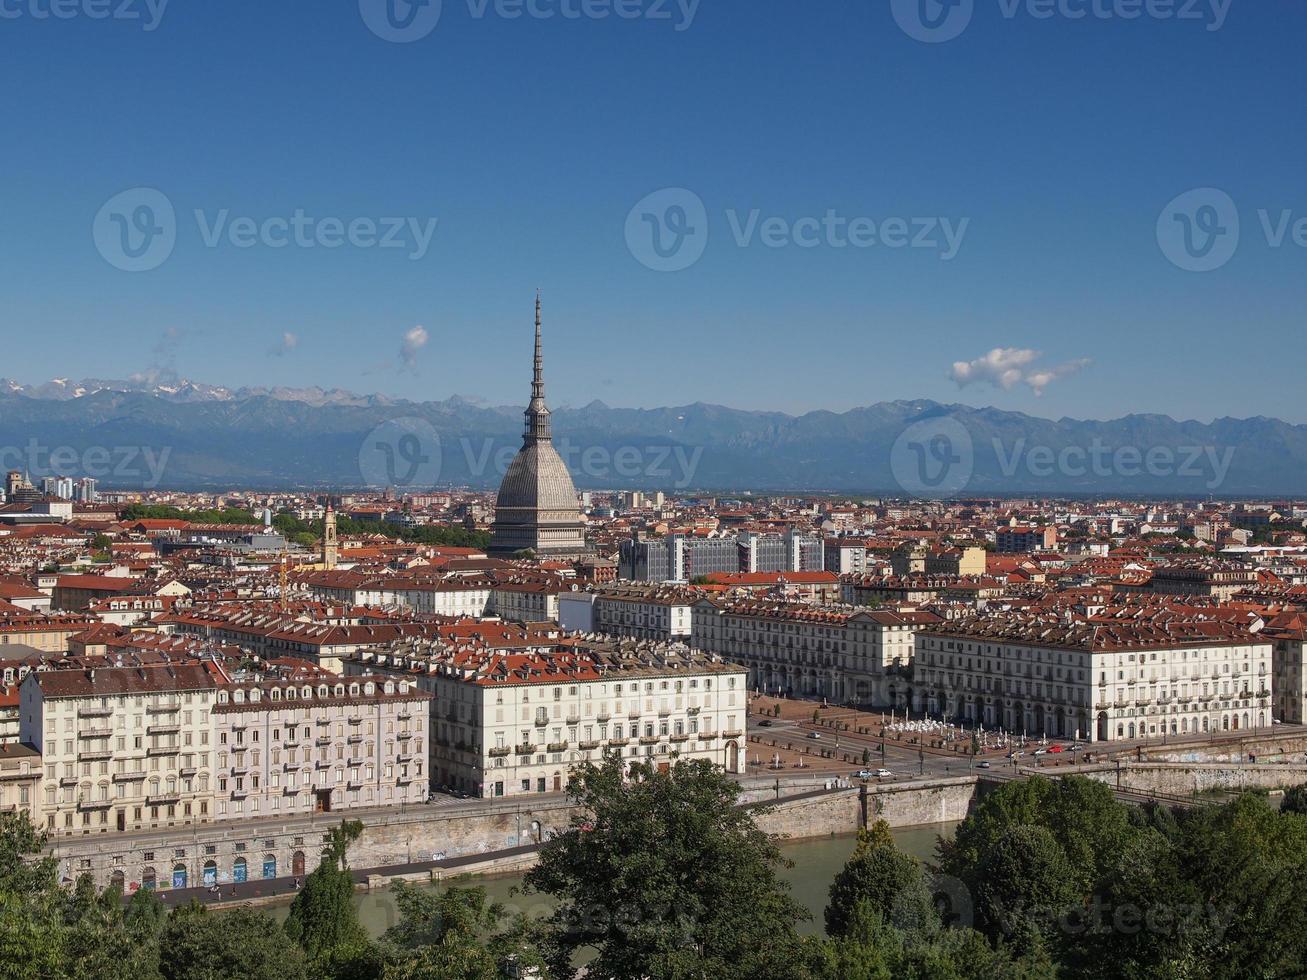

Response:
(1047, 744), (1065, 754)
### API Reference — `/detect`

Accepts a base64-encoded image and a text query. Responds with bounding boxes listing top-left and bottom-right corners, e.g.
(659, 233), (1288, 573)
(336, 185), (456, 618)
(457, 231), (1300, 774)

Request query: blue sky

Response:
(1, 0), (1302, 422)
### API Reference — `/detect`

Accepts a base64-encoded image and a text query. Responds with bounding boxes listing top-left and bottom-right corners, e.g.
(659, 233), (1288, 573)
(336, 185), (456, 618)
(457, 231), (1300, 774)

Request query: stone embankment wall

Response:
(51, 777), (980, 890)
(1082, 762), (1307, 796)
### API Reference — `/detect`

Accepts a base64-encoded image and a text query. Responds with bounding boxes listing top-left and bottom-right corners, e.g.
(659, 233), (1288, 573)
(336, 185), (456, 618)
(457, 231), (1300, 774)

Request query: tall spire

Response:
(524, 291), (552, 443)
(532, 289), (544, 404)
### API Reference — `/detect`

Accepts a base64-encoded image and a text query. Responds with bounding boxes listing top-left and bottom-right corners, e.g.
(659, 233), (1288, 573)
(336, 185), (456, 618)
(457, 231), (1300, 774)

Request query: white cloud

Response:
(950, 347), (1089, 396)
(270, 331), (298, 357)
(400, 325), (429, 370)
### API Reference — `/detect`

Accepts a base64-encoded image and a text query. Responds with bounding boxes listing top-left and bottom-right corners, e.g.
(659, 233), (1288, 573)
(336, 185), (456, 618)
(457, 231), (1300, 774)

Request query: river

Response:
(268, 822), (958, 939)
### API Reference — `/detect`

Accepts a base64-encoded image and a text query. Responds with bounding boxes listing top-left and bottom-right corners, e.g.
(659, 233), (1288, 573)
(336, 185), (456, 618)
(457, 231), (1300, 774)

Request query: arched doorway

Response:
(263, 855), (277, 880)
(109, 870), (125, 892)
(171, 864), (187, 889)
(202, 861), (217, 887)
(726, 741), (740, 772)
(141, 867), (157, 891)
(233, 858), (247, 884)
(1232, 715), (1240, 731)
(1096, 712), (1108, 742)
(292, 851), (306, 877)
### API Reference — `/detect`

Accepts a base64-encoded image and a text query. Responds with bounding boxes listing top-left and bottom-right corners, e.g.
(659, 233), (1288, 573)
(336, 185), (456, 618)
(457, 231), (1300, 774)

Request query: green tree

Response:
(161, 903), (308, 980)
(974, 825), (1080, 953)
(825, 821), (934, 938)
(523, 756), (809, 979)
(285, 820), (370, 967)
(1280, 782), (1307, 816)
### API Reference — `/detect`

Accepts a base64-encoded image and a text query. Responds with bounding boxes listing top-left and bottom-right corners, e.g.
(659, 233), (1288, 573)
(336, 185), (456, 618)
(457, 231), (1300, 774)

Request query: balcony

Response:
(77, 798), (113, 811)
(346, 734), (363, 745)
(397, 730), (412, 740)
(179, 767), (197, 778)
(315, 736), (332, 747)
(698, 732), (717, 741)
(488, 746), (511, 757)
(628, 710), (640, 719)
(146, 792), (180, 806)
(547, 741), (569, 753)
(113, 771), (146, 783)
(146, 702), (180, 714)
(639, 736), (660, 745)
(722, 730), (743, 739)
(77, 750), (112, 762)
(347, 716), (362, 726)
(578, 740), (600, 750)
(59, 775), (79, 787)
(533, 717), (548, 728)
(146, 745), (179, 757)
(147, 724), (180, 736)
(283, 785), (299, 795)
(596, 713), (611, 723)
(398, 711), (412, 721)
(669, 734), (689, 743)
(396, 752), (413, 763)
(687, 706), (701, 715)
(608, 738), (629, 746)
(77, 705), (112, 719)
(77, 728), (112, 739)
(515, 744), (537, 755)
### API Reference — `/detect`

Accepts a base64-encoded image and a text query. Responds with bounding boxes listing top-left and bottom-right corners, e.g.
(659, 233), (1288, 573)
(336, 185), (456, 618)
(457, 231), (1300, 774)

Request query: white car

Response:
(875, 769), (893, 778)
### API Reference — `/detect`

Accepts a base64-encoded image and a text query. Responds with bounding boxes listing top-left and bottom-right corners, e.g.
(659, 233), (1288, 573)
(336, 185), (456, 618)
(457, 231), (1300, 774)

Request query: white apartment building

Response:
(0, 743), (40, 820)
(690, 597), (940, 705)
(211, 672), (430, 824)
(1265, 614), (1307, 724)
(912, 613), (1273, 742)
(418, 644), (746, 798)
(20, 664), (218, 836)
(558, 585), (698, 642)
(489, 580), (561, 624)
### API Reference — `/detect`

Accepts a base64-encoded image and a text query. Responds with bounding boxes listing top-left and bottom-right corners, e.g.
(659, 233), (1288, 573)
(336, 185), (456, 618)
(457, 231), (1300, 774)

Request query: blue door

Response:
(262, 856), (277, 880)
(202, 862), (217, 886)
(172, 865), (187, 889)
(233, 859), (247, 883)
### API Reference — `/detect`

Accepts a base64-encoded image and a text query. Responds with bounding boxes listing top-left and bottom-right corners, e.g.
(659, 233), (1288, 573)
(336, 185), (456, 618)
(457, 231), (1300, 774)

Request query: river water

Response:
(271, 822), (958, 939)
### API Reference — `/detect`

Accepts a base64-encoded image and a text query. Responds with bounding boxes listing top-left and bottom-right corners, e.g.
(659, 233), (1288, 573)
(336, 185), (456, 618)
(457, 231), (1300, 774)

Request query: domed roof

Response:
(494, 440), (580, 517)
(489, 295), (588, 556)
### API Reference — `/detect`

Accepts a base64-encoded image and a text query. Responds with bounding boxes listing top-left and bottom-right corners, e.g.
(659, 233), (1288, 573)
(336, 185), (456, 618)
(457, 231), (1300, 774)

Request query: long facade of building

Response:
(911, 613), (1272, 742)
(690, 597), (939, 705)
(212, 673), (429, 822)
(20, 664), (218, 836)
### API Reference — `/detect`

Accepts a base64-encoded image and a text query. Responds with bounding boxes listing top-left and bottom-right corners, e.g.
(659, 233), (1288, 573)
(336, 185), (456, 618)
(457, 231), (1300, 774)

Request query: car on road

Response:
(978, 761), (992, 769)
(757, 719), (773, 727)
(807, 732), (822, 740)
(854, 769), (874, 779)
(1047, 744), (1065, 753)
(875, 768), (893, 778)
(1033, 748), (1048, 756)
(1007, 750), (1024, 759)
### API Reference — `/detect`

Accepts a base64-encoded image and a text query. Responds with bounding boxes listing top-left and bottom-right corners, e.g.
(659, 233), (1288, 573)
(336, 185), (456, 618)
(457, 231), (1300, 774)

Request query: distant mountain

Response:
(0, 378), (1303, 496)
